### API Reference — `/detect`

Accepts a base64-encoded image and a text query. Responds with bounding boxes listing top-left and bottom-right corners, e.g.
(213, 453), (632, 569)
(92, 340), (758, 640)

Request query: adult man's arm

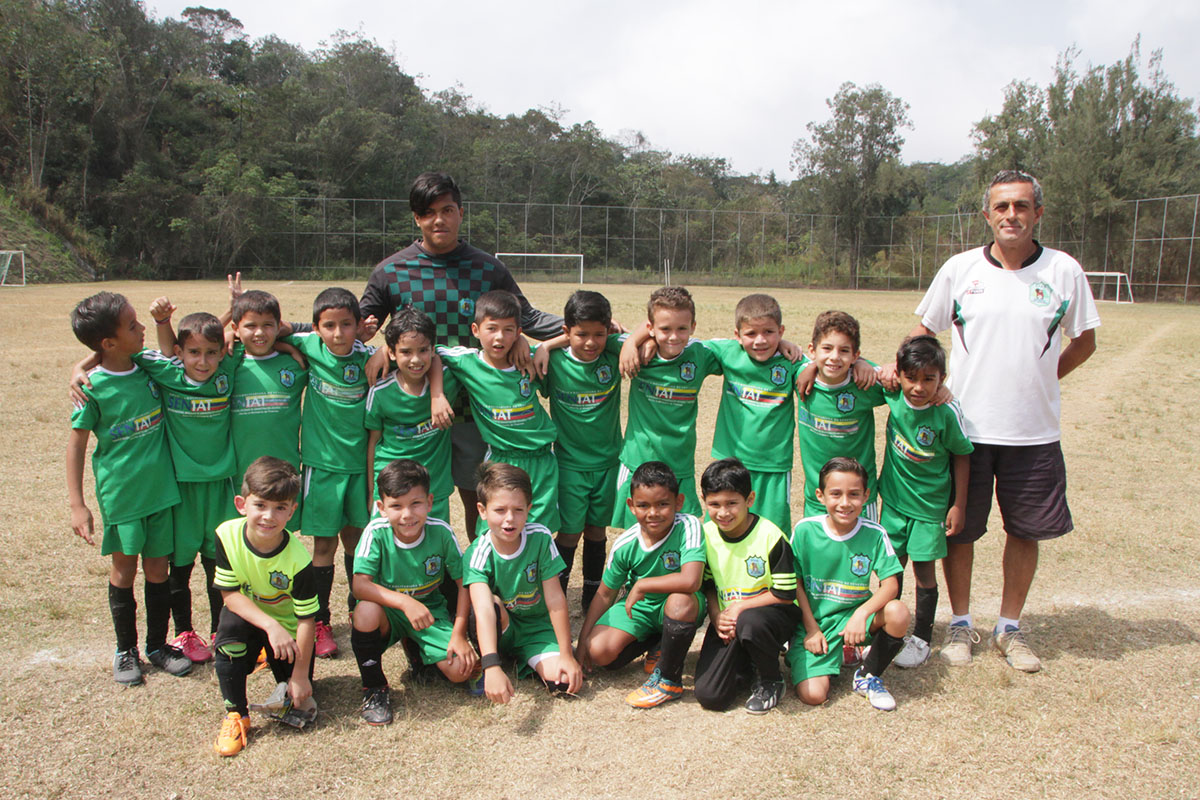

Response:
(491, 260), (564, 340)
(1057, 328), (1096, 379)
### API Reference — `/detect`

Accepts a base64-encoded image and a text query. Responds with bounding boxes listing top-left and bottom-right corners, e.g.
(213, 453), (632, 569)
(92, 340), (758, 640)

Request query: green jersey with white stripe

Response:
(791, 515), (901, 629)
(284, 332), (375, 474)
(705, 339), (800, 472)
(364, 367), (460, 501)
(878, 392), (974, 522)
(603, 513), (706, 604)
(462, 524), (564, 621)
(353, 516), (463, 614)
(437, 346), (556, 453)
(544, 336), (623, 470)
(796, 373), (886, 508)
(230, 347), (306, 478)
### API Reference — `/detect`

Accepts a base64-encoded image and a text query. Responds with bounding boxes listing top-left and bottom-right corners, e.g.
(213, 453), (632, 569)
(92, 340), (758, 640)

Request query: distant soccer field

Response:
(2, 280), (1197, 798)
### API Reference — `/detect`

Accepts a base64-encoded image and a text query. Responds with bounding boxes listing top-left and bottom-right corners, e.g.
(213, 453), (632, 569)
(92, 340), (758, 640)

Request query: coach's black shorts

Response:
(959, 441), (1074, 543)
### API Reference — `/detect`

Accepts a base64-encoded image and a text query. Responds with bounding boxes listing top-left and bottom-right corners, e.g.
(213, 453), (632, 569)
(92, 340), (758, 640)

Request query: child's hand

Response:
(852, 358), (878, 389)
(357, 315), (379, 342)
(637, 337), (657, 366)
(795, 361), (818, 397)
(878, 363), (899, 391)
(484, 665), (515, 704)
(619, 339), (642, 379)
(149, 296), (176, 324)
(574, 636), (593, 672)
(275, 339), (306, 368)
(778, 339), (803, 363)
(227, 272), (243, 302)
(431, 394), (455, 429)
(608, 320), (628, 334)
(531, 344), (550, 379)
(716, 605), (741, 642)
(557, 653), (584, 695)
(804, 628), (828, 655)
(365, 348), (390, 386)
(945, 505), (965, 537)
(624, 583), (648, 618)
(446, 634), (477, 673)
(287, 674), (312, 708)
(223, 327), (237, 356)
(843, 611), (868, 646)
(931, 384), (954, 406)
(70, 504), (95, 546)
(267, 622), (300, 662)
(508, 336), (535, 377)
(68, 369), (90, 407)
(403, 599), (434, 631)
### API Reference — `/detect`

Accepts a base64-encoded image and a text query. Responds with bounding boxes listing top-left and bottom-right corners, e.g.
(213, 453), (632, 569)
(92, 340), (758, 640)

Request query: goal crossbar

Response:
(1083, 271), (1133, 304)
(496, 253), (584, 284)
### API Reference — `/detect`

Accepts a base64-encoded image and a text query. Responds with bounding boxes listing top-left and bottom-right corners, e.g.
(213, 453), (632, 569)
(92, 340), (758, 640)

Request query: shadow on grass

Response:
(1018, 607), (1200, 662)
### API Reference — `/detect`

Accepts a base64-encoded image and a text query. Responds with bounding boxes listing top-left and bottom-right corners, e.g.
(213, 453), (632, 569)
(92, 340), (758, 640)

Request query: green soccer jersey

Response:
(791, 515), (902, 629)
(132, 349), (237, 482)
(71, 364), (181, 526)
(437, 346), (557, 453)
(878, 392), (975, 523)
(603, 513), (705, 604)
(702, 515), (797, 611)
(620, 339), (721, 478)
(796, 372), (886, 508)
(213, 518), (319, 636)
(353, 515), (463, 615)
(704, 339), (801, 472)
(284, 332), (375, 474)
(544, 335), (623, 471)
(462, 523), (565, 621)
(364, 367), (460, 501)
(230, 347), (306, 478)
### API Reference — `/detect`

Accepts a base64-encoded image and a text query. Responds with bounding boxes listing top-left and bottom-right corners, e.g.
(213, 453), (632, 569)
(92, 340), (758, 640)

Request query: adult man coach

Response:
(907, 170), (1099, 673)
(360, 172), (564, 533)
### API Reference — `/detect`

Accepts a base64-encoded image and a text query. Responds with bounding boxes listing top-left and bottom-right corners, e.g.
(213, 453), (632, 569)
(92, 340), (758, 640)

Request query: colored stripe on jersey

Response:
(602, 514), (705, 601)
(702, 515), (796, 611)
(791, 515), (901, 630)
(462, 524), (564, 620)
(354, 516), (464, 613)
(213, 518), (318, 636)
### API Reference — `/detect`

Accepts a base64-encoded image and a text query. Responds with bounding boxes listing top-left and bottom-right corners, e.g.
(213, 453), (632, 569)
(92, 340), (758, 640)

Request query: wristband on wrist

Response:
(480, 652), (502, 671)
(154, 318), (169, 325)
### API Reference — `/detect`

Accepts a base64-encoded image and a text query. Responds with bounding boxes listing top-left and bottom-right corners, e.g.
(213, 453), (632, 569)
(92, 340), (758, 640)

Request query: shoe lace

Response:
(220, 714), (246, 744)
(1004, 627), (1032, 652)
(865, 674), (886, 694)
(640, 669), (662, 692)
(949, 625), (981, 646)
(116, 649), (139, 670)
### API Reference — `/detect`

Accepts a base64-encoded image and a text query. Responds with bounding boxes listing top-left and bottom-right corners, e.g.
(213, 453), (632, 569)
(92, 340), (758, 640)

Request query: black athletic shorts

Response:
(959, 441), (1074, 543)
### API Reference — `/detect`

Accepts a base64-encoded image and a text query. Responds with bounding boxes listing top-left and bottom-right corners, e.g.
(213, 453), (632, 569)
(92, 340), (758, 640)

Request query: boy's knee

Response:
(351, 601), (384, 632)
(142, 556), (169, 583)
(556, 532), (582, 547)
(795, 680), (828, 706)
(663, 592), (698, 620)
(883, 599), (910, 631)
(312, 537), (338, 557)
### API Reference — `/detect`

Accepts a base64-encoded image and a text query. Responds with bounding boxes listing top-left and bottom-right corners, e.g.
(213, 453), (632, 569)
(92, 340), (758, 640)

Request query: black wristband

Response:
(480, 652), (502, 671)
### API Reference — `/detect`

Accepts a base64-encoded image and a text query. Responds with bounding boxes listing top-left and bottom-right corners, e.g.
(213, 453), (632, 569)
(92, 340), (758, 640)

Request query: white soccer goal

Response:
(496, 253), (584, 283)
(0, 251), (25, 287)
(1084, 271), (1133, 303)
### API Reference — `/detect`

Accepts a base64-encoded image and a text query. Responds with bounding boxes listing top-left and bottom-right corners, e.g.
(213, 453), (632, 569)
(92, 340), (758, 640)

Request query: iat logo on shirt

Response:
(966, 280), (985, 295)
(279, 368), (295, 388)
(215, 374), (230, 395)
(745, 555), (766, 579)
(343, 364), (360, 384)
(596, 364), (613, 385)
(680, 362), (696, 381)
(524, 563), (539, 583)
(424, 555), (442, 577)
(850, 554), (871, 577)
(837, 392), (855, 412)
(269, 570), (290, 591)
(770, 365), (787, 386)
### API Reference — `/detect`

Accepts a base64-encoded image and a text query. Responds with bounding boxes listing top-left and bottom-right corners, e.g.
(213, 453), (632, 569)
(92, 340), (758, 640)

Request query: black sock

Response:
(314, 565), (335, 624)
(657, 615), (698, 683)
(914, 585), (939, 644)
(607, 636), (655, 670)
(894, 570), (905, 603)
(109, 583), (137, 652)
(214, 646), (250, 715)
(144, 579), (171, 652)
(168, 562), (195, 635)
(201, 557), (221, 635)
(344, 551), (357, 614)
(581, 538), (606, 611)
(556, 542), (577, 592)
(862, 630), (906, 677)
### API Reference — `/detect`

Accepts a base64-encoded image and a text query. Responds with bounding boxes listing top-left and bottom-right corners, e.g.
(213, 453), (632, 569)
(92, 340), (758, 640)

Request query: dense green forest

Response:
(0, 1), (1197, 281)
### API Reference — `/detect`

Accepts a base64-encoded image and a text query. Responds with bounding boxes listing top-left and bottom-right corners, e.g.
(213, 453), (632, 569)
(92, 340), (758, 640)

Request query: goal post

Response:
(0, 251), (25, 287)
(496, 253), (584, 284)
(1083, 271), (1133, 303)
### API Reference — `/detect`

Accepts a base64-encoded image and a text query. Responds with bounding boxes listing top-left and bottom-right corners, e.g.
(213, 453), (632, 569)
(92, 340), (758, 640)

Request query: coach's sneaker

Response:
(745, 679), (786, 715)
(852, 668), (896, 711)
(171, 630), (212, 664)
(893, 635), (931, 669)
(113, 647), (143, 686)
(360, 686), (393, 725)
(626, 670), (682, 708)
(991, 625), (1042, 673)
(214, 711), (251, 757)
(314, 620), (338, 658)
(642, 646), (661, 675)
(939, 621), (980, 666)
(147, 643), (192, 676)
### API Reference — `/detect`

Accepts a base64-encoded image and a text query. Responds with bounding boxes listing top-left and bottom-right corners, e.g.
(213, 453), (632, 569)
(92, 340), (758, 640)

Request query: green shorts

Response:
(748, 469), (791, 533)
(880, 503), (946, 561)
(596, 590), (706, 640)
(301, 467), (370, 536)
(174, 479), (236, 566)
(786, 611), (877, 683)
(557, 464), (618, 534)
(101, 505), (176, 559)
(611, 462), (701, 529)
(382, 604), (454, 666)
(499, 614), (561, 677)
(476, 446), (559, 536)
(802, 495), (880, 524)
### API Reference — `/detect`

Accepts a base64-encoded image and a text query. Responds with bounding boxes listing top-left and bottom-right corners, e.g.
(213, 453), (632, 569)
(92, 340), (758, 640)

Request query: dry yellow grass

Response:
(1, 280), (1197, 799)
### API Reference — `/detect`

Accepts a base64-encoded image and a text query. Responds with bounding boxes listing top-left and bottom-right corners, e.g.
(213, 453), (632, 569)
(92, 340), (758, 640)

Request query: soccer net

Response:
(496, 253), (584, 283)
(0, 251), (25, 287)
(1084, 271), (1133, 303)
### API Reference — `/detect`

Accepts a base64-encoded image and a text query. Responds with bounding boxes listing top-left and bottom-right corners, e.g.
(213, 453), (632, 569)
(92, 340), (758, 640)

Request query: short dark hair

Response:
(385, 306), (436, 350)
(177, 312), (224, 347)
(410, 172), (462, 217)
(71, 292), (128, 351)
(232, 290), (281, 323)
(475, 461), (533, 507)
(564, 290), (612, 329)
(983, 170), (1043, 210)
(241, 456), (301, 502)
(630, 461), (680, 496)
(811, 310), (861, 352)
(313, 287), (361, 324)
(647, 285), (695, 322)
(818, 456), (869, 492)
(896, 334), (946, 377)
(474, 289), (521, 325)
(377, 459), (431, 499)
(734, 294), (782, 328)
(700, 457), (752, 499)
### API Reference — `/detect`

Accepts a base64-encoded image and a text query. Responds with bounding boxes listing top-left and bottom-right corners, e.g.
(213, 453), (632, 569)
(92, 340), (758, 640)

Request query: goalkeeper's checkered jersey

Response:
(791, 515), (901, 629)
(132, 349), (237, 482)
(462, 524), (564, 621)
(364, 367), (460, 501)
(70, 364), (180, 525)
(353, 516), (463, 615)
(603, 513), (705, 602)
(283, 332), (375, 474)
(796, 374), (886, 509)
(437, 346), (556, 452)
(544, 336), (623, 471)
(705, 339), (801, 472)
(702, 515), (797, 611)
(878, 391), (974, 523)
(230, 346), (306, 478)
(213, 518), (318, 636)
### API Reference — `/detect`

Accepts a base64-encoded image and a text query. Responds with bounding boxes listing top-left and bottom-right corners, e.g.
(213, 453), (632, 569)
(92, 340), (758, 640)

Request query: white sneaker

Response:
(893, 635), (931, 669)
(852, 667), (896, 711)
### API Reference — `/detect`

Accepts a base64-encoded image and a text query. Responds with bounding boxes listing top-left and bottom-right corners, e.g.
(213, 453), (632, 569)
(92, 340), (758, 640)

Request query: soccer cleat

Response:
(147, 643), (192, 676)
(251, 647), (269, 674)
(842, 643), (868, 667)
(991, 626), (1042, 673)
(745, 679), (786, 715)
(171, 630), (213, 664)
(894, 635), (931, 669)
(113, 647), (143, 686)
(642, 647), (661, 675)
(852, 668), (896, 711)
(467, 664), (485, 696)
(214, 711), (251, 757)
(360, 686), (393, 725)
(626, 670), (682, 708)
(314, 620), (338, 658)
(940, 621), (980, 666)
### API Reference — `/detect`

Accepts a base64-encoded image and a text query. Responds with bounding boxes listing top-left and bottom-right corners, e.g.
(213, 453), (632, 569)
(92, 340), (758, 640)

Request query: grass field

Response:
(2, 281), (1197, 799)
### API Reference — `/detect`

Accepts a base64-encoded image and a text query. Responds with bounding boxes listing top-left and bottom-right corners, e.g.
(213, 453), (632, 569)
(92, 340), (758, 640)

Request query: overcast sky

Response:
(150, 0), (1200, 178)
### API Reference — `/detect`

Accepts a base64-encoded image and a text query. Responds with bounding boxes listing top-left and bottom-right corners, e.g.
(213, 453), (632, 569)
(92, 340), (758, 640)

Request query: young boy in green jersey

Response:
(464, 463), (582, 704)
(575, 461), (706, 708)
(434, 291), (560, 539)
(350, 460), (477, 724)
(878, 336), (973, 669)
(68, 292), (191, 685)
(212, 457), (317, 756)
(695, 458), (802, 714)
(365, 308), (458, 524)
(790, 457), (910, 711)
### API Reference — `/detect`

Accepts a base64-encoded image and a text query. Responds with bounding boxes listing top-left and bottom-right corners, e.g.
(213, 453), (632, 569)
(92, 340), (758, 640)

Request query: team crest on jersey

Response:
(680, 362), (696, 381)
(269, 571), (289, 591)
(147, 380), (159, 399)
(770, 365), (787, 386)
(837, 392), (855, 412)
(662, 550), (681, 571)
(524, 563), (538, 584)
(343, 364), (360, 384)
(1029, 282), (1052, 307)
(596, 364), (613, 385)
(215, 374), (229, 395)
(916, 425), (936, 446)
(967, 280), (985, 295)
(745, 555), (766, 579)
(518, 376), (532, 397)
(279, 368), (295, 388)
(424, 555), (442, 577)
(850, 554), (871, 577)
(459, 297), (475, 317)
